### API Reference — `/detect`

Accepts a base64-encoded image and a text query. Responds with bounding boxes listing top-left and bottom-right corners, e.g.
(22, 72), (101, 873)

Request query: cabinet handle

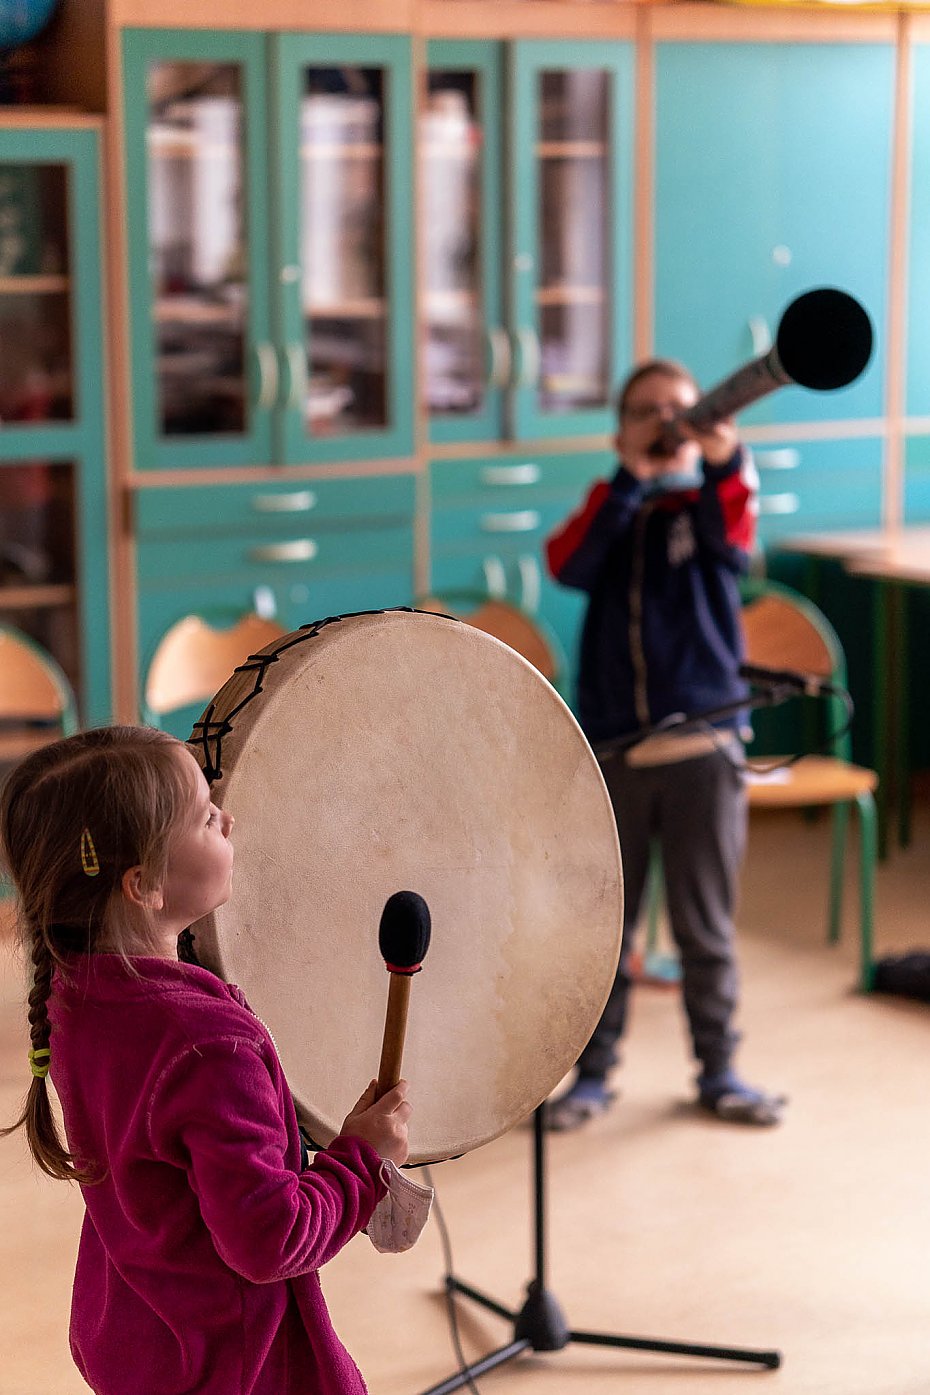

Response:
(285, 343), (307, 411)
(252, 585), (278, 619)
(757, 493), (800, 516)
(514, 328), (541, 388)
(480, 509), (541, 533)
(748, 316), (773, 356)
(518, 555), (541, 614)
(479, 463), (541, 487)
(482, 556), (507, 598)
(754, 448), (800, 472)
(251, 489), (317, 513)
(248, 538), (318, 563)
(254, 342), (280, 411)
(487, 327), (513, 389)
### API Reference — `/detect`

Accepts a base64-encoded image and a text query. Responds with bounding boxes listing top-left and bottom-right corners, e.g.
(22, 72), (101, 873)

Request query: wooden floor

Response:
(2, 802), (929, 1395)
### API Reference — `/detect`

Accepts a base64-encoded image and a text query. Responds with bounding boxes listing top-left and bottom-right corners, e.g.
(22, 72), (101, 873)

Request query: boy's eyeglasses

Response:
(622, 402), (674, 422)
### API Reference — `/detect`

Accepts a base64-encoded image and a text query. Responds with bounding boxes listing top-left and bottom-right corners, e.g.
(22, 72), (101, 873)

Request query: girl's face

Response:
(160, 747), (235, 933)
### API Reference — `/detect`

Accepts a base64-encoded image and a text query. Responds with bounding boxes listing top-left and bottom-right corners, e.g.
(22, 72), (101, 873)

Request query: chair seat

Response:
(746, 756), (878, 809)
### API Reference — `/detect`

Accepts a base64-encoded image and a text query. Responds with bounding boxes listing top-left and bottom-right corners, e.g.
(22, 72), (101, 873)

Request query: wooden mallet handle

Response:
(376, 973), (412, 1099)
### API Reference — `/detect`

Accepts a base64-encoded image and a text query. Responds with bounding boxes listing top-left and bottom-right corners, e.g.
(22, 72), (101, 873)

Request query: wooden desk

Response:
(779, 527), (930, 854)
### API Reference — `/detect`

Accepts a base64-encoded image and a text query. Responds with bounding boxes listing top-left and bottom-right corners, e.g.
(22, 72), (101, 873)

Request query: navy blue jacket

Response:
(546, 449), (757, 744)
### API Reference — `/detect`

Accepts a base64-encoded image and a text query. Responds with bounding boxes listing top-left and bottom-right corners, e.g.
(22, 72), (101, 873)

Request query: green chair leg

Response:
(855, 789), (878, 993)
(828, 801), (849, 944)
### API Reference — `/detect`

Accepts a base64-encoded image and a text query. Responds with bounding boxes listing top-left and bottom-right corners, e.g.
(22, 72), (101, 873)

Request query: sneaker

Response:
(543, 1079), (615, 1132)
(697, 1070), (786, 1127)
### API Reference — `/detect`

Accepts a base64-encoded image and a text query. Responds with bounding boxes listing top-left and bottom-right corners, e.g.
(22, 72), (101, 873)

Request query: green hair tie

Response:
(28, 1047), (51, 1080)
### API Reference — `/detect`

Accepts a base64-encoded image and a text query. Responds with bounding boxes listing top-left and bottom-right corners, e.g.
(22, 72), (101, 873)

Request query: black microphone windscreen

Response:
(379, 890), (432, 968)
(775, 287), (873, 392)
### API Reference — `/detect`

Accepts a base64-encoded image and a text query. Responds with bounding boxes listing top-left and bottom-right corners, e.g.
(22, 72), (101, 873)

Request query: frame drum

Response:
(188, 609), (622, 1165)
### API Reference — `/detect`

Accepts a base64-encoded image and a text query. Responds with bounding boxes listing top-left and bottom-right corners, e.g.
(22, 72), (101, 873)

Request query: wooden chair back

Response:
(741, 580), (852, 760)
(418, 596), (561, 686)
(742, 591), (836, 679)
(144, 613), (286, 720)
(0, 626), (78, 763)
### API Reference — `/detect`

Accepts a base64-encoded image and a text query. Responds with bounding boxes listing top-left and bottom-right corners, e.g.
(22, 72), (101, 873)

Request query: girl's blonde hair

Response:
(0, 725), (194, 1181)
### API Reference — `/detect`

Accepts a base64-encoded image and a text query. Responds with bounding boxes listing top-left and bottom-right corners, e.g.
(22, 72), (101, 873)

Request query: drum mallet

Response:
(376, 890), (431, 1099)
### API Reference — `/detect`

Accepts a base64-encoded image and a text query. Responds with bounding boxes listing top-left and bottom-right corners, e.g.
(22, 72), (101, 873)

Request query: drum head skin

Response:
(189, 610), (623, 1165)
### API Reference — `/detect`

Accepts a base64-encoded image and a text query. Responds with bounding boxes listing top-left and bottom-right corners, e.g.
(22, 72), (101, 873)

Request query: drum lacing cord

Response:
(186, 607), (449, 785)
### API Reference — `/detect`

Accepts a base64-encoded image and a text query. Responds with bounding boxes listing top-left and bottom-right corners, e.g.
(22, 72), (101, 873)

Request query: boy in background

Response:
(545, 359), (784, 1130)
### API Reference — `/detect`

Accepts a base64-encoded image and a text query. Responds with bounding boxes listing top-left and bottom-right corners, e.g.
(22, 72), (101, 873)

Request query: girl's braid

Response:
(26, 926), (54, 1059)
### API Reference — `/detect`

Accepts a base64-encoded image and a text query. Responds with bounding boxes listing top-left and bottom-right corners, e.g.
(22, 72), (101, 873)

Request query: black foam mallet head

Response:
(379, 890), (432, 971)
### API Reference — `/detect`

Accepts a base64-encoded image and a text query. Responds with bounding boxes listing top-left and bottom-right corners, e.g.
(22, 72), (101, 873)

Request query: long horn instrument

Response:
(651, 287), (873, 456)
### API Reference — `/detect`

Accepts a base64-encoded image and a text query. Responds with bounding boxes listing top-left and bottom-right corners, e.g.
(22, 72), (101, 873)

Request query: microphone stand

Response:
(416, 687), (796, 1395)
(418, 1109), (780, 1395)
(593, 682), (798, 764)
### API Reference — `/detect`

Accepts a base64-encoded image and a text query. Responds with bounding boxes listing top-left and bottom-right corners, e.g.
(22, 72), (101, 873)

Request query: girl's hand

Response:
(340, 1079), (411, 1166)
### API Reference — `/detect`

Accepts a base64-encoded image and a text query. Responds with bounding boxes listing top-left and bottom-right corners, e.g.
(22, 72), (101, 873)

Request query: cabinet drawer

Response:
(139, 569), (415, 652)
(137, 568), (414, 739)
(430, 452), (611, 509)
(135, 474), (416, 538)
(138, 521), (414, 587)
(758, 437), (882, 549)
(430, 494), (578, 556)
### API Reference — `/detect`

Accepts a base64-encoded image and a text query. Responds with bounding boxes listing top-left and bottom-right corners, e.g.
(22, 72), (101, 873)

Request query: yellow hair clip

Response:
(80, 827), (99, 877)
(28, 1047), (50, 1080)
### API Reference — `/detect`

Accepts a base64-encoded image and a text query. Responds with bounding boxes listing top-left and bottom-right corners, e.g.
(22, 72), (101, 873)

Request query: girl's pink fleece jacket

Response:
(48, 953), (387, 1395)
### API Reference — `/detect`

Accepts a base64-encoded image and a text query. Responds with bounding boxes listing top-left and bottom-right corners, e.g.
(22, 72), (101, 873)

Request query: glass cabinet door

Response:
(0, 162), (73, 423)
(423, 42), (504, 444)
(0, 124), (110, 726)
(0, 458), (80, 694)
(509, 41), (634, 441)
(123, 30), (274, 468)
(272, 33), (414, 463)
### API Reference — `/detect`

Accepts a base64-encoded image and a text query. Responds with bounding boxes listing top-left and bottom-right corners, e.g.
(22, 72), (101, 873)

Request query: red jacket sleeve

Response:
(147, 1037), (385, 1284)
(696, 447), (758, 569)
(545, 471), (643, 592)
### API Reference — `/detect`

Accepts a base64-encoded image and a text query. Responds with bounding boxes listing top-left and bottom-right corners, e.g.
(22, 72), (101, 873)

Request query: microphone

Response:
(375, 891), (431, 1100)
(739, 663), (837, 698)
(650, 287), (873, 456)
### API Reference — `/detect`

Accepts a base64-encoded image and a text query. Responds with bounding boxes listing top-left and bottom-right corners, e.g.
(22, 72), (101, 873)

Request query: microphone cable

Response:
(616, 681), (855, 779)
(420, 1166), (484, 1395)
(741, 681), (855, 776)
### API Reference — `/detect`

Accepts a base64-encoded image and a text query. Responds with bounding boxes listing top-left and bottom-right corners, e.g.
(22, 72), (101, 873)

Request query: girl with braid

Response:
(1, 726), (411, 1395)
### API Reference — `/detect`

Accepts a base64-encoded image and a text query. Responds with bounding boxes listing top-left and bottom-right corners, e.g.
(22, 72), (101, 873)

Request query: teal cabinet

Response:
(0, 121), (110, 725)
(136, 472), (416, 735)
(123, 28), (414, 469)
(655, 42), (893, 427)
(904, 435), (930, 520)
(428, 450), (612, 689)
(424, 42), (506, 444)
(906, 44), (930, 422)
(753, 437), (883, 552)
(423, 38), (634, 445)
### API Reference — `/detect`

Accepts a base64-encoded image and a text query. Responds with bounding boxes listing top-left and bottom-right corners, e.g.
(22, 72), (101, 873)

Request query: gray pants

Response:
(577, 746), (747, 1081)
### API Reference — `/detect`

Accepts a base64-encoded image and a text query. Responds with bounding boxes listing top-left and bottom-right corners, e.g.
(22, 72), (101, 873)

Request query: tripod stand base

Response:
(418, 1275), (781, 1395)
